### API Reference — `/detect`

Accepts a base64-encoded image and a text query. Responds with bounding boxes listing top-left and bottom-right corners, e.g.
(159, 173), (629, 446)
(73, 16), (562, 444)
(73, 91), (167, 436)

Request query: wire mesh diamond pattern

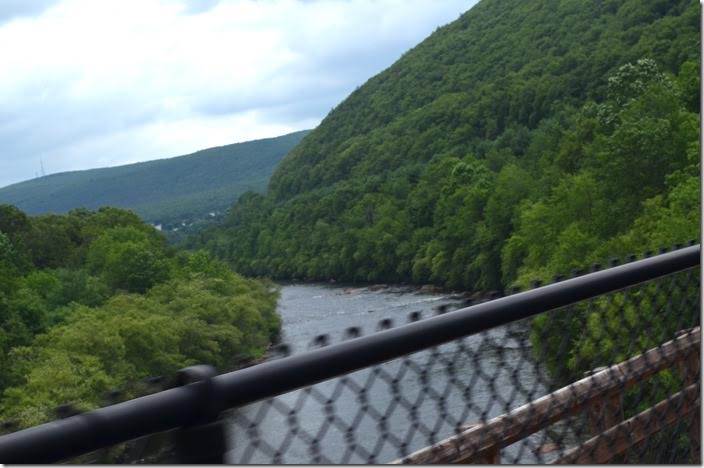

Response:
(223, 266), (699, 464)
(1, 249), (699, 465)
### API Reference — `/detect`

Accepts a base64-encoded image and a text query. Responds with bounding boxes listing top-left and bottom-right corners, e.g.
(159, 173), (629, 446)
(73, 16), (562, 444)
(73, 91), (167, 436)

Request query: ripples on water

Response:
(226, 283), (560, 463)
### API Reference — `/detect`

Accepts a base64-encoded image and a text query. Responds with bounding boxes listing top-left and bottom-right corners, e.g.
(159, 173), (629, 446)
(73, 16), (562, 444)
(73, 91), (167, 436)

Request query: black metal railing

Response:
(0, 243), (700, 464)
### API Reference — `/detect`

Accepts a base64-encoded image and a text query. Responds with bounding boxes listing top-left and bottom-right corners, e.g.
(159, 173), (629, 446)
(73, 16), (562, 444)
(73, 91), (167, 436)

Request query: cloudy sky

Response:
(0, 0), (476, 188)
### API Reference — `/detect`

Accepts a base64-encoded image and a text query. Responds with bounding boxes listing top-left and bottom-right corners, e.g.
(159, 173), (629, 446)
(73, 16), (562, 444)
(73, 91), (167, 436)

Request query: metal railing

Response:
(398, 327), (700, 464)
(0, 243), (700, 464)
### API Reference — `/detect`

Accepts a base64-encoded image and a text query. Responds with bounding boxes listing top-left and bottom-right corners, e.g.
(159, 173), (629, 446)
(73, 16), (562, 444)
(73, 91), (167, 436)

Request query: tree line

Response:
(0, 205), (279, 428)
(188, 0), (700, 408)
(192, 60), (699, 294)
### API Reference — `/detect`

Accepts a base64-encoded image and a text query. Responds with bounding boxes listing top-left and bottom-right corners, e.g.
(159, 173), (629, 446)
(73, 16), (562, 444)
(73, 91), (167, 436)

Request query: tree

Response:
(0, 205), (30, 238)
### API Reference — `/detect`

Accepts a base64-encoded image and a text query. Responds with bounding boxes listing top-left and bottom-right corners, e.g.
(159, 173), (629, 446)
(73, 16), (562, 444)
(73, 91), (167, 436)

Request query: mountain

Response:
(192, 0), (699, 291)
(0, 130), (310, 234)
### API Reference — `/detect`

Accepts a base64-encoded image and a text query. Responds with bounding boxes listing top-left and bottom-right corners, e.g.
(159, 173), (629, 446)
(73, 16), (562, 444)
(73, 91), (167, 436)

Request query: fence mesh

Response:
(221, 265), (700, 464)
(1, 252), (700, 464)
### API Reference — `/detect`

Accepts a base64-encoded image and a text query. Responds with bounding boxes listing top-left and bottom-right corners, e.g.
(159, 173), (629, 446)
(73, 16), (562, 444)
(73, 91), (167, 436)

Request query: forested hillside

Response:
(0, 130), (309, 237)
(0, 205), (279, 428)
(193, 0), (700, 292)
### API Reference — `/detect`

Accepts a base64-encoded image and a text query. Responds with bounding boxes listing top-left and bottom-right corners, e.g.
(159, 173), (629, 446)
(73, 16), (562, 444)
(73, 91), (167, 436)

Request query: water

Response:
(225, 283), (557, 463)
(274, 283), (461, 349)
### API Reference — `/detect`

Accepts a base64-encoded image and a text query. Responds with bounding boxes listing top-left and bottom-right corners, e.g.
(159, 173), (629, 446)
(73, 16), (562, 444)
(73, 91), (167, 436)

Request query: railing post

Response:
(584, 367), (624, 437)
(582, 366), (625, 462)
(481, 446), (500, 464)
(172, 365), (227, 464)
(587, 393), (624, 435)
(677, 333), (700, 464)
(455, 423), (501, 464)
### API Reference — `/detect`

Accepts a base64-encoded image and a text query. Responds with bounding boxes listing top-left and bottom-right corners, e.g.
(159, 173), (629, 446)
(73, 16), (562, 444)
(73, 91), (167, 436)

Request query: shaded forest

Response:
(192, 0), (700, 295)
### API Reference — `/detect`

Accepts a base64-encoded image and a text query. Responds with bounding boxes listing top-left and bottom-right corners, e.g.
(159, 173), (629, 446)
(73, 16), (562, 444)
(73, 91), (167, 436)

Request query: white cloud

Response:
(0, 0), (474, 187)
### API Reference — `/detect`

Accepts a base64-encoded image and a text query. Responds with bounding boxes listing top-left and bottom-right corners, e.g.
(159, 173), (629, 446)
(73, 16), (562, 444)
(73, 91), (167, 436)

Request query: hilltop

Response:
(194, 0), (699, 291)
(0, 130), (310, 235)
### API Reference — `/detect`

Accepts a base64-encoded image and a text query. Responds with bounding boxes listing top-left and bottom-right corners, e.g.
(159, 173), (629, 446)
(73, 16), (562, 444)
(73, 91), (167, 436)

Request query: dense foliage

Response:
(193, 0), (699, 296)
(0, 205), (279, 428)
(0, 130), (310, 239)
(188, 1), (700, 426)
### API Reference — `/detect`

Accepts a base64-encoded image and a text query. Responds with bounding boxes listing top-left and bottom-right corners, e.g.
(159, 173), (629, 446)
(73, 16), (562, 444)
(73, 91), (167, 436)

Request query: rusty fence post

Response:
(584, 366), (625, 463)
(585, 367), (624, 437)
(677, 334), (700, 464)
(455, 423), (501, 464)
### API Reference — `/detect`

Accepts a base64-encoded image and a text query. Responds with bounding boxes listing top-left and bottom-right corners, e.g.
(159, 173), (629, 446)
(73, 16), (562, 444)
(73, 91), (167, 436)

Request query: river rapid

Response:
(225, 283), (557, 463)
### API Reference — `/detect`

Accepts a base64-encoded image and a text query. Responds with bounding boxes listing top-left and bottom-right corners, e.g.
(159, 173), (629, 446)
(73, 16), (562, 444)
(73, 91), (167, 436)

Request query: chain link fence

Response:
(222, 266), (699, 464)
(0, 244), (700, 464)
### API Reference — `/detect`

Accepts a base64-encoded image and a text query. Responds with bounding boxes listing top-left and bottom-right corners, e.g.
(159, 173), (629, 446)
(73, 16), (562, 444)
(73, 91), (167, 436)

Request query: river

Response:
(225, 283), (560, 463)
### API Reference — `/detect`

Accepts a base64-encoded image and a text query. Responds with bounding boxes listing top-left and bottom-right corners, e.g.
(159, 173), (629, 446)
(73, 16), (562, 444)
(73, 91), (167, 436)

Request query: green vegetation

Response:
(190, 0), (700, 415)
(0, 130), (310, 240)
(0, 205), (279, 428)
(193, 0), (699, 295)
(0, 0), (698, 441)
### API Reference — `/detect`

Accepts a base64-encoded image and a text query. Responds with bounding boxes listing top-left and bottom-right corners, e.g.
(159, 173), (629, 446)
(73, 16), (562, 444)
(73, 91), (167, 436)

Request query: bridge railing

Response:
(0, 243), (699, 464)
(396, 326), (699, 464)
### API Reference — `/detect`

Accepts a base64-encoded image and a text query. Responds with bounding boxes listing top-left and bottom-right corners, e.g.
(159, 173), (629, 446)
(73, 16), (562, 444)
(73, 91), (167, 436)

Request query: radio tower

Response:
(40, 158), (45, 177)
